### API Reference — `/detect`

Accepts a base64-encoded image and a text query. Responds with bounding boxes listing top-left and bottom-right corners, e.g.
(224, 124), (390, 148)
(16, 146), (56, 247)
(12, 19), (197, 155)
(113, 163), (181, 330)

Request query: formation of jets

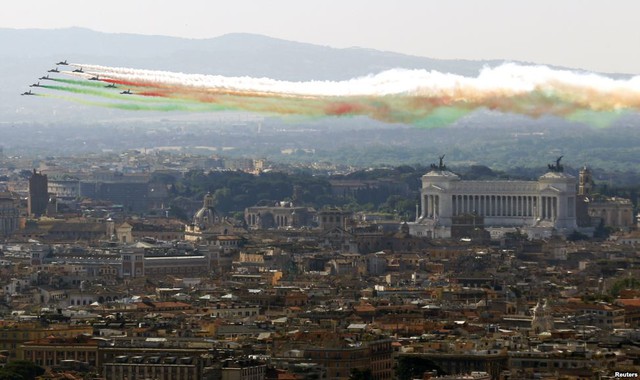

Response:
(23, 60), (131, 97)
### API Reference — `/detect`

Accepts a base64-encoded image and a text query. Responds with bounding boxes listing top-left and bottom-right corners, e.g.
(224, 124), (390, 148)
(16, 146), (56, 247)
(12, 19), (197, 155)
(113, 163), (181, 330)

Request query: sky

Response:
(3, 0), (640, 74)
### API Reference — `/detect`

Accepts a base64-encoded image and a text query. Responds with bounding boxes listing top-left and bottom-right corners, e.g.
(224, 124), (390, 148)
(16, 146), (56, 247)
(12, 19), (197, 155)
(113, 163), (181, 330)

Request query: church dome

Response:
(193, 192), (220, 229)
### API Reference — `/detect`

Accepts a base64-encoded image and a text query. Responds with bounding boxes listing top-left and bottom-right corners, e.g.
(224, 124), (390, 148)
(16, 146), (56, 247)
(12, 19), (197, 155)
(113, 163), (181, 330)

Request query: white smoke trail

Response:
(74, 62), (640, 100)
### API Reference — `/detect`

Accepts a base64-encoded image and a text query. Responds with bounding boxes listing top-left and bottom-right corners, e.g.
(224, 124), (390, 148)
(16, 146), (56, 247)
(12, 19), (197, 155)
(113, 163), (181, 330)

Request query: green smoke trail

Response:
(52, 78), (111, 88)
(567, 109), (625, 129)
(414, 106), (472, 129)
(41, 93), (232, 112)
(41, 84), (194, 105)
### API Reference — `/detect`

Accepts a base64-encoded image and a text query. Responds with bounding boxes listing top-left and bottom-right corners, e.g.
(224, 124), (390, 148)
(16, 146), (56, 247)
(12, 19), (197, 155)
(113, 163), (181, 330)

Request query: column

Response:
(452, 195), (457, 216)
(429, 195), (434, 218)
(420, 194), (428, 218)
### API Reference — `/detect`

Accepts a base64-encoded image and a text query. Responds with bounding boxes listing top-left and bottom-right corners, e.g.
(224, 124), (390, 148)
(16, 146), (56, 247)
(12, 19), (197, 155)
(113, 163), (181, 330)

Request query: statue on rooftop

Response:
(430, 154), (447, 171)
(547, 156), (564, 173)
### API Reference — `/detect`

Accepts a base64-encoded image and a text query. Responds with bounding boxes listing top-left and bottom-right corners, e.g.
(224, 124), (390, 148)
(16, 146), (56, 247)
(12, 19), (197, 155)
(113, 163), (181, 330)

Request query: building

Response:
(0, 191), (20, 237)
(0, 322), (93, 359)
(588, 196), (635, 229)
(185, 193), (247, 242)
(318, 208), (353, 231)
(219, 358), (267, 380)
(303, 339), (393, 380)
(19, 334), (100, 369)
(245, 201), (314, 229)
(48, 178), (80, 205)
(576, 166), (634, 229)
(28, 169), (48, 217)
(79, 175), (149, 213)
(414, 158), (577, 238)
(100, 337), (216, 380)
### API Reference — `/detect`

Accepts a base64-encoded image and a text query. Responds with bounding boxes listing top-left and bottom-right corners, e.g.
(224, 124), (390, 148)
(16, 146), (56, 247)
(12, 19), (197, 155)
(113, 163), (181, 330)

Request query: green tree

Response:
(610, 277), (640, 298)
(2, 361), (45, 380)
(0, 370), (24, 380)
(349, 368), (372, 380)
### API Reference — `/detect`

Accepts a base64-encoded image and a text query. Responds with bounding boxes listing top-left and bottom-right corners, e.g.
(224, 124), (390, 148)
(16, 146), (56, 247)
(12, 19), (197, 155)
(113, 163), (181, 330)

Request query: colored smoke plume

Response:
(36, 63), (640, 127)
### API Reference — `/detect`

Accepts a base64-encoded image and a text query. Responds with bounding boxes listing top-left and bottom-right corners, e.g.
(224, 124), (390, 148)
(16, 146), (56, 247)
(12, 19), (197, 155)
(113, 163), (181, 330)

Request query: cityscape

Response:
(2, 2), (640, 380)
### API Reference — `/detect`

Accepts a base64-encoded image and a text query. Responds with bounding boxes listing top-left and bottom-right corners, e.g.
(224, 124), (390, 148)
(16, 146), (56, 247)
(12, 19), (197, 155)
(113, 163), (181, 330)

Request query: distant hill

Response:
(0, 27), (533, 123)
(0, 27), (506, 79)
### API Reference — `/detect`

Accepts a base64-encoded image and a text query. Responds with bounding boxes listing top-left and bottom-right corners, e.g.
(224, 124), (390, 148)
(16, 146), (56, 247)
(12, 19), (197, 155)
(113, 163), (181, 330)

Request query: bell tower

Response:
(578, 166), (592, 196)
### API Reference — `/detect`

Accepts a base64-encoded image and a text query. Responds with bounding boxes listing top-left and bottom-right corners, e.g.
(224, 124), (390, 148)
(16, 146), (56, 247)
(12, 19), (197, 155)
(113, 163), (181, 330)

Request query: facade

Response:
(245, 201), (314, 229)
(28, 169), (48, 217)
(220, 359), (267, 380)
(304, 339), (393, 380)
(79, 178), (149, 213)
(414, 163), (577, 238)
(0, 191), (20, 237)
(48, 179), (80, 204)
(0, 322), (93, 359)
(588, 197), (635, 228)
(19, 335), (100, 369)
(318, 208), (353, 231)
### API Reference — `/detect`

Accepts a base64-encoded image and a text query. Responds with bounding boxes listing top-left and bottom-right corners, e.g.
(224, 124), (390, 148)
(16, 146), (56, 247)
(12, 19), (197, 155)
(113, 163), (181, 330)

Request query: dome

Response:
(193, 192), (220, 229)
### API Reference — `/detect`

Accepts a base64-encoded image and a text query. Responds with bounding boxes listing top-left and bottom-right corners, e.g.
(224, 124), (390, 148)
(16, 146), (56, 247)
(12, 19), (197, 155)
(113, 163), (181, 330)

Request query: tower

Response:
(531, 299), (554, 334)
(28, 169), (48, 217)
(578, 166), (593, 196)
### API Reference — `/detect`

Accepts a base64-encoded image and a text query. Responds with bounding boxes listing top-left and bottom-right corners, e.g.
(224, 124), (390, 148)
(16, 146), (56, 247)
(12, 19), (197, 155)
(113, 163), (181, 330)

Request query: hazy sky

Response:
(3, 0), (640, 74)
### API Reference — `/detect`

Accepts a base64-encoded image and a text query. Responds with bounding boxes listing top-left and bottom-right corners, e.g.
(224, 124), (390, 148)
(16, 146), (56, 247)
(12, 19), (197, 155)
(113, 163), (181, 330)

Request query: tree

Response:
(1, 361), (45, 380)
(610, 277), (640, 298)
(0, 370), (24, 380)
(349, 368), (372, 380)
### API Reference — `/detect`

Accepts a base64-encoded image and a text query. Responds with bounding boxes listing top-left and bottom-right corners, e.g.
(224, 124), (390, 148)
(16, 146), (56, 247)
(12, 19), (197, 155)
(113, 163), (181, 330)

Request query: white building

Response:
(412, 162), (577, 239)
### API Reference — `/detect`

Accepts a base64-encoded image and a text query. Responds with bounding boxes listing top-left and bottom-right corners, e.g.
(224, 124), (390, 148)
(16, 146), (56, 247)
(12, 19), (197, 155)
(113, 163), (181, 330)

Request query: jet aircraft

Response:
(72, 67), (84, 73)
(29, 82), (41, 87)
(56, 60), (69, 65)
(120, 89), (132, 95)
(48, 67), (60, 73)
(38, 75), (50, 80)
(105, 83), (117, 88)
(21, 90), (35, 96)
(89, 75), (100, 81)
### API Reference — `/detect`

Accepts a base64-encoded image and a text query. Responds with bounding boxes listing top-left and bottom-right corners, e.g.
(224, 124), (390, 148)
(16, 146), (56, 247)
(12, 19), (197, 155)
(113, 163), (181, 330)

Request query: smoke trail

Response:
(41, 93), (230, 112)
(35, 62), (640, 126)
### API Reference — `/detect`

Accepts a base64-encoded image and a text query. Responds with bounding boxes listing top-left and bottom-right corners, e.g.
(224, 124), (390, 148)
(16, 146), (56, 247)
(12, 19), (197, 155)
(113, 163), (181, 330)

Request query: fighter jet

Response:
(56, 60), (69, 65)
(38, 74), (50, 80)
(120, 89), (132, 95)
(72, 67), (84, 73)
(48, 67), (60, 73)
(21, 90), (35, 96)
(105, 83), (117, 88)
(29, 82), (41, 87)
(89, 75), (100, 81)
